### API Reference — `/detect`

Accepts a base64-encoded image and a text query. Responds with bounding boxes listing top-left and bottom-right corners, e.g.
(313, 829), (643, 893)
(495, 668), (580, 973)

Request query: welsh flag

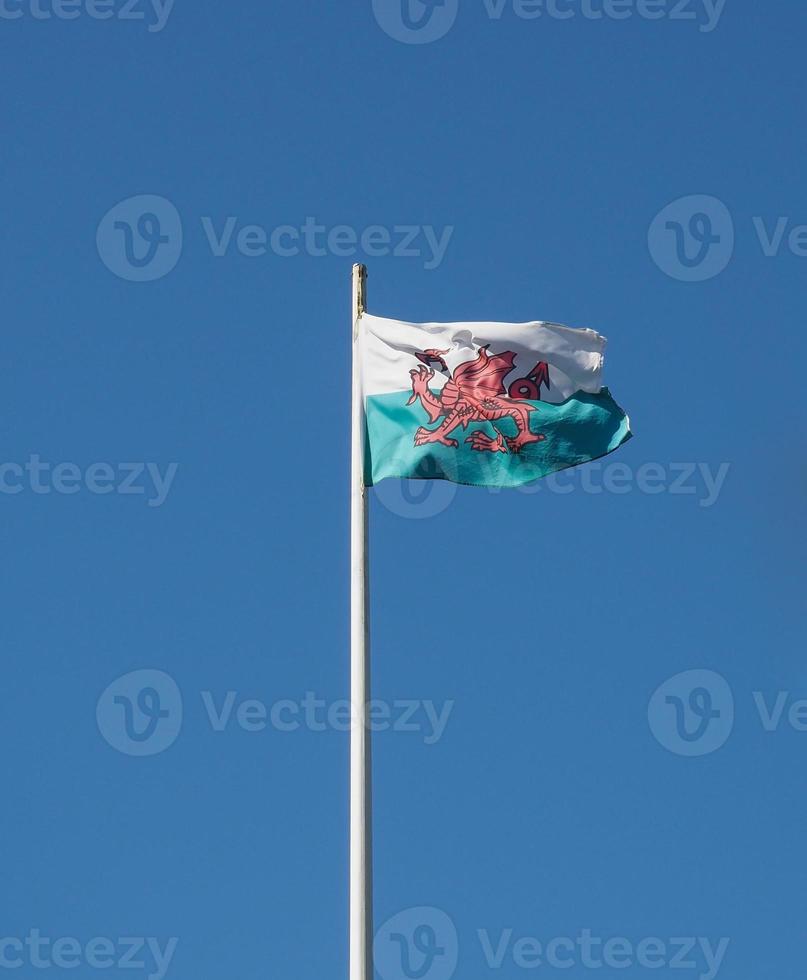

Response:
(360, 314), (631, 488)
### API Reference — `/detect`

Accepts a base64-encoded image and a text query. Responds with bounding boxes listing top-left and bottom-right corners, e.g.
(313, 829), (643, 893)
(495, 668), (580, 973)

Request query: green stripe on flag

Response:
(365, 388), (631, 489)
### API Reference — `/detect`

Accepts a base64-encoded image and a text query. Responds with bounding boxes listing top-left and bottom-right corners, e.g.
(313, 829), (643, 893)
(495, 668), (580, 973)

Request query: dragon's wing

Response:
(453, 346), (515, 399)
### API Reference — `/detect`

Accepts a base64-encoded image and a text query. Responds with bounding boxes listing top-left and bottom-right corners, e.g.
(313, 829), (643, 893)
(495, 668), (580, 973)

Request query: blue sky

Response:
(1, 2), (806, 979)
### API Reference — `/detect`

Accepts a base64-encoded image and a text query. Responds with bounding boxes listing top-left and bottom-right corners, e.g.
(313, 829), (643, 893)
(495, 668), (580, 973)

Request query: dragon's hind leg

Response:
(505, 405), (545, 453)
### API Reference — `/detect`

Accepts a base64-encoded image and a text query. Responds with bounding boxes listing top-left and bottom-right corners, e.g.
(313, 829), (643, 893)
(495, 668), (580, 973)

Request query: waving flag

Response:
(360, 314), (631, 488)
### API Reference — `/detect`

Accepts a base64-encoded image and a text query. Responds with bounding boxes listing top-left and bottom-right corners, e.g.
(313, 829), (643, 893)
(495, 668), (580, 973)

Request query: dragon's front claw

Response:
(415, 426), (457, 448)
(466, 431), (507, 454)
(408, 365), (436, 406)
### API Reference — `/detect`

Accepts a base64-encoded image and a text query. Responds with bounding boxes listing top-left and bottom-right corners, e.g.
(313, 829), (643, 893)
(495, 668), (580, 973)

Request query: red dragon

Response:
(407, 346), (548, 454)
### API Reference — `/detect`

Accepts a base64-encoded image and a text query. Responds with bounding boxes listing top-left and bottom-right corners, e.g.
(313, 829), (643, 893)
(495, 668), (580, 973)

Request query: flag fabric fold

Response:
(359, 314), (631, 488)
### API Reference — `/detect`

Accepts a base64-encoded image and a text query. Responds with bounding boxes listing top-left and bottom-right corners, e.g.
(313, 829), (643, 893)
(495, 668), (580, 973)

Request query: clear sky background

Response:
(1, 2), (805, 979)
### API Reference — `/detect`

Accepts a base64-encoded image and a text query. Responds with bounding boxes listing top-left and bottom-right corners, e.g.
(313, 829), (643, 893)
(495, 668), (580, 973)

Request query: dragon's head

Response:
(415, 348), (450, 374)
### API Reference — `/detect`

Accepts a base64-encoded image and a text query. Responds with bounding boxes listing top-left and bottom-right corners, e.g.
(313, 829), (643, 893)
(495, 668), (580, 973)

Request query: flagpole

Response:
(350, 262), (372, 980)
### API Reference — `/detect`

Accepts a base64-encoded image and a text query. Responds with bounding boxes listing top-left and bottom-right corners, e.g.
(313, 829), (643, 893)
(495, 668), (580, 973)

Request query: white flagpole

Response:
(350, 263), (372, 980)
